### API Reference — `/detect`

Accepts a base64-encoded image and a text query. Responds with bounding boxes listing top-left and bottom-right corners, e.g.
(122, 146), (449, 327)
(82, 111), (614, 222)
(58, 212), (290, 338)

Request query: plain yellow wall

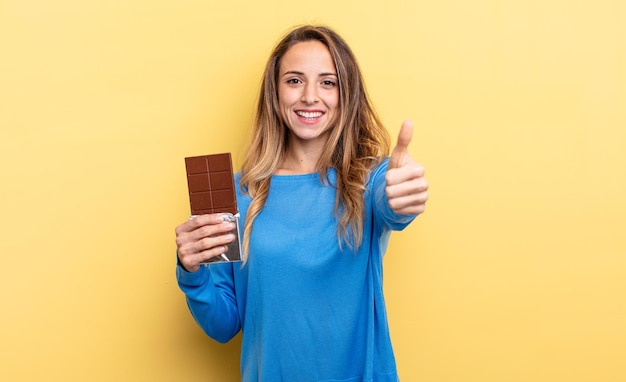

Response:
(1, 0), (624, 381)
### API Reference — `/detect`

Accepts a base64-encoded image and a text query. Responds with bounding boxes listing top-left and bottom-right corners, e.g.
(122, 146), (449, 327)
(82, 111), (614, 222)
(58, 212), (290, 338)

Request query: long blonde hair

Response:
(240, 25), (390, 259)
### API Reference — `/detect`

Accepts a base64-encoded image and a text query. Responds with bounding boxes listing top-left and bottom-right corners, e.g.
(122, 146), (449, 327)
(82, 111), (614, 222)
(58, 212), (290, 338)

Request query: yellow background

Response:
(1, 0), (624, 381)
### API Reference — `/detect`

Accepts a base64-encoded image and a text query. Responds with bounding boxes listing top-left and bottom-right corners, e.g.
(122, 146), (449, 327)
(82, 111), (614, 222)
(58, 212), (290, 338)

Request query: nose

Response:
(301, 82), (318, 105)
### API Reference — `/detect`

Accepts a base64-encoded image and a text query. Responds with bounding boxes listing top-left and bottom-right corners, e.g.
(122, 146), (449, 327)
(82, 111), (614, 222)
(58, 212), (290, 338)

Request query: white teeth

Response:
(296, 111), (323, 119)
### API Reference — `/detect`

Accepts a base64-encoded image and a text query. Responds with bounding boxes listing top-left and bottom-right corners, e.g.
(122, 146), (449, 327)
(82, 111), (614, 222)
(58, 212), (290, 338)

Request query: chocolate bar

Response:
(185, 153), (237, 216)
(184, 153), (242, 263)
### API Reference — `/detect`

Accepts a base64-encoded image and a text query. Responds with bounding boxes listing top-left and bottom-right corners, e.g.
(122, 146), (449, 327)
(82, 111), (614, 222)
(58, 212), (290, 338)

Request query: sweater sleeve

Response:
(176, 262), (241, 343)
(370, 158), (418, 231)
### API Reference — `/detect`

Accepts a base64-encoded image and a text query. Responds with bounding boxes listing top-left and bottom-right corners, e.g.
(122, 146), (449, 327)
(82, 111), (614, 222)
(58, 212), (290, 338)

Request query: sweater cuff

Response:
(176, 262), (210, 286)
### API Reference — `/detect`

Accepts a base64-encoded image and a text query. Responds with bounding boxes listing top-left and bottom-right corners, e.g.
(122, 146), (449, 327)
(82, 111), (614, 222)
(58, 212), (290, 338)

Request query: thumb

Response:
(389, 120), (413, 169)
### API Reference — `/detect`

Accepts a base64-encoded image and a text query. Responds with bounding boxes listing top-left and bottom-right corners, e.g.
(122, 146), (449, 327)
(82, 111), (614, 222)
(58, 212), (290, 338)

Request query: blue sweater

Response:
(177, 159), (416, 381)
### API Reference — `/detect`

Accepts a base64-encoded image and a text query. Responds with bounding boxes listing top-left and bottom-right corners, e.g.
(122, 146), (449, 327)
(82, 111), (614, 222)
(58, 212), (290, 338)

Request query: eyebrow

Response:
(281, 70), (338, 77)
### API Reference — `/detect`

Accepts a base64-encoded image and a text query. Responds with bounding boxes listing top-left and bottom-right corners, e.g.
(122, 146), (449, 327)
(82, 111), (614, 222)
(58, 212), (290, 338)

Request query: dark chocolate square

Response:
(208, 153), (231, 172)
(212, 189), (236, 208)
(188, 173), (211, 192)
(186, 156), (209, 174)
(190, 192), (213, 211)
(209, 171), (234, 190)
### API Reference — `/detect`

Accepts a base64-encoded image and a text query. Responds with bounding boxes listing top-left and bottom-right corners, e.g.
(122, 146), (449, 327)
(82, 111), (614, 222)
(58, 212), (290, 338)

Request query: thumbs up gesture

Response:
(386, 120), (429, 215)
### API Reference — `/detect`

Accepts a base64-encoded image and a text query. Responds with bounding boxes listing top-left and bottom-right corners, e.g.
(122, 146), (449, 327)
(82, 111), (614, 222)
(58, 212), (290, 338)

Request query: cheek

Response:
(276, 93), (288, 112)
(328, 88), (340, 106)
(327, 94), (340, 112)
(278, 94), (297, 116)
(276, 95), (293, 122)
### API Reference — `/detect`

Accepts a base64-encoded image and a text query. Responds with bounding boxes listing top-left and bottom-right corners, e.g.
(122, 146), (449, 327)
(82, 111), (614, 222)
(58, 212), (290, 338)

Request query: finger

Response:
(182, 238), (233, 272)
(386, 176), (429, 199)
(177, 229), (235, 261)
(197, 245), (232, 263)
(191, 221), (236, 242)
(388, 191), (429, 215)
(175, 213), (226, 235)
(194, 232), (236, 254)
(389, 120), (414, 169)
(190, 213), (230, 228)
(385, 161), (425, 186)
(179, 243), (229, 273)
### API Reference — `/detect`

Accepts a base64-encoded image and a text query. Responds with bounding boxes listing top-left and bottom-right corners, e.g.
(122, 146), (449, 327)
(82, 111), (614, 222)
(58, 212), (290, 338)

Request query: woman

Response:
(175, 25), (429, 381)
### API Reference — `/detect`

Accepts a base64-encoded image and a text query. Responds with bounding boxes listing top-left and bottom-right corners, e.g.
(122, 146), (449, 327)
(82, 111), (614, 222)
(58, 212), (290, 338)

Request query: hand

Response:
(386, 120), (429, 215)
(175, 214), (237, 272)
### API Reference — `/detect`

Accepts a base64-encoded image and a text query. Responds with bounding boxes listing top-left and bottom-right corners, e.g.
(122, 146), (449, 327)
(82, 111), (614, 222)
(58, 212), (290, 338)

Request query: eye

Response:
(321, 80), (336, 87)
(286, 78), (302, 85)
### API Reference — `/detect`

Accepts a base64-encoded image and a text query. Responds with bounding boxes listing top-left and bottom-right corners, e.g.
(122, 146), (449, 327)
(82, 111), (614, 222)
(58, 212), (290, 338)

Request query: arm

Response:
(372, 159), (418, 231)
(385, 120), (429, 216)
(177, 262), (241, 343)
(175, 214), (241, 343)
(372, 120), (429, 230)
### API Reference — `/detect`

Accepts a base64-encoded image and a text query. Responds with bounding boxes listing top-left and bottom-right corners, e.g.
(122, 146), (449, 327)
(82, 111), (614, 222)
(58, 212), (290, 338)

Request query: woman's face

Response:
(277, 40), (339, 148)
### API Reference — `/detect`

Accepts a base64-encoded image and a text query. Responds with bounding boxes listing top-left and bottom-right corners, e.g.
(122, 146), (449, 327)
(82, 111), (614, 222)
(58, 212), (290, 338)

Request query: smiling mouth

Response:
(295, 110), (324, 121)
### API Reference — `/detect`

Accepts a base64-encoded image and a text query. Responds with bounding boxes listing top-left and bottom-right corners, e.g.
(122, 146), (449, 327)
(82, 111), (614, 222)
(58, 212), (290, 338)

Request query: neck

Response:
(276, 140), (326, 175)
(276, 152), (318, 174)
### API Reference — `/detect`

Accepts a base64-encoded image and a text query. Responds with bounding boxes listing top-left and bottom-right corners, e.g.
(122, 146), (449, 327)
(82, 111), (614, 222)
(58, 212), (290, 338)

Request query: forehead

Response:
(279, 40), (336, 74)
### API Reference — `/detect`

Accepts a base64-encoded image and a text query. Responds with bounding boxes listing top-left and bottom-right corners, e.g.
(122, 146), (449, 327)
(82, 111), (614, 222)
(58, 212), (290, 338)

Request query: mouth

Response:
(295, 110), (324, 122)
